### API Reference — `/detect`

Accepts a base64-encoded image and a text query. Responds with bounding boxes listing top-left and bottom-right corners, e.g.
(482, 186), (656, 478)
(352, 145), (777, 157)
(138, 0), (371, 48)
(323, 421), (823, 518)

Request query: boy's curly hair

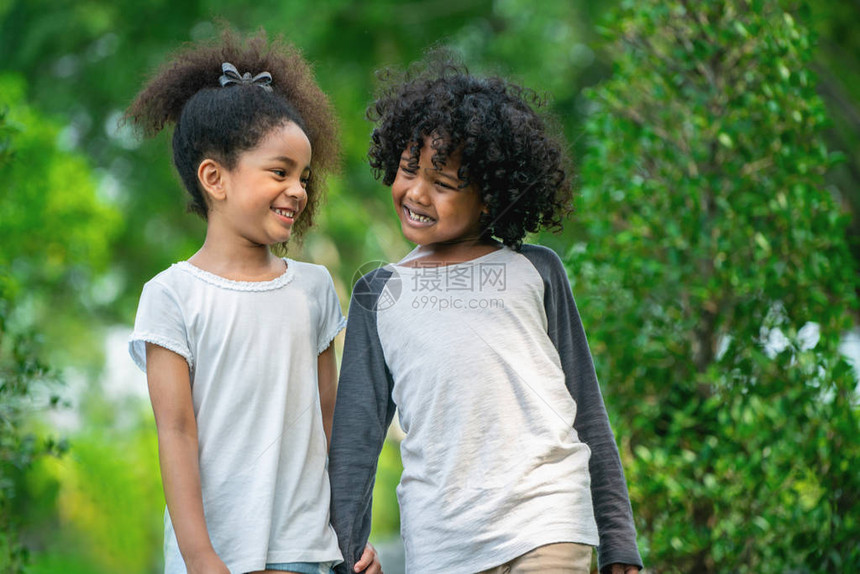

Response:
(125, 26), (339, 248)
(367, 50), (573, 250)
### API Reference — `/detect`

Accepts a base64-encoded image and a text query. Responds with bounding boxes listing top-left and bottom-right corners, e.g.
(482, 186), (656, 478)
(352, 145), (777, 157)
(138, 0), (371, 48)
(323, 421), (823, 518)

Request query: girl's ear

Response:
(198, 159), (227, 201)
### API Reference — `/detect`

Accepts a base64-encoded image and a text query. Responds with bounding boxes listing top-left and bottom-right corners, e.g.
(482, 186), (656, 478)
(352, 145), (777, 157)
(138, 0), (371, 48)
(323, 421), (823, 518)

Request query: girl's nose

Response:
(284, 180), (308, 201)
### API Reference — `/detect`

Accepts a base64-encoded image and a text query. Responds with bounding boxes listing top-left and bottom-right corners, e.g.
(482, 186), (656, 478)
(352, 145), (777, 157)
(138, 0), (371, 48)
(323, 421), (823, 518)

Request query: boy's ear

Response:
(198, 159), (227, 201)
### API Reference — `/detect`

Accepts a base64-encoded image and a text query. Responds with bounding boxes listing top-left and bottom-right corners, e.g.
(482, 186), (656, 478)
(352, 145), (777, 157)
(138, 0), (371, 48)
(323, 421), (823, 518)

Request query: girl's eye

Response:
(436, 181), (456, 190)
(400, 164), (417, 175)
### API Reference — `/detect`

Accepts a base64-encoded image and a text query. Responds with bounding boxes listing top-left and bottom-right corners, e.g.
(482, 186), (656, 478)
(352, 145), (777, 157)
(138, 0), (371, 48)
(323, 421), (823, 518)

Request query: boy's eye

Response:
(272, 169), (286, 177)
(300, 176), (310, 187)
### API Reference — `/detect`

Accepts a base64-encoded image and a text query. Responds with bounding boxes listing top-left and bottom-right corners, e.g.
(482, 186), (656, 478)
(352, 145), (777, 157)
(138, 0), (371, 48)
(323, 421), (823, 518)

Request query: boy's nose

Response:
(405, 180), (431, 205)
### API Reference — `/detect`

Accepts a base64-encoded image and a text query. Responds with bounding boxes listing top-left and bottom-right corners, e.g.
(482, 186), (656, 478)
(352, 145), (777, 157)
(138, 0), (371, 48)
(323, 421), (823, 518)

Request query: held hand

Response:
(354, 542), (382, 574)
(606, 564), (640, 574)
(185, 550), (230, 574)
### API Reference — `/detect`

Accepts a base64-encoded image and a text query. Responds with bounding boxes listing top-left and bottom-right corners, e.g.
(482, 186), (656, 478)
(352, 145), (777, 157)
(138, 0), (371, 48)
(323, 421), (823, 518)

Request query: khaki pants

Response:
(476, 542), (593, 574)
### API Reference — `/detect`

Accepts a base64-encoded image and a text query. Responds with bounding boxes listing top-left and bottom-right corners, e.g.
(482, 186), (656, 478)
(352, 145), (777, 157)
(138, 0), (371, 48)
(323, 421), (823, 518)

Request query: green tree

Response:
(0, 99), (41, 574)
(568, 0), (859, 571)
(0, 72), (120, 572)
(0, 280), (55, 572)
(807, 0), (860, 299)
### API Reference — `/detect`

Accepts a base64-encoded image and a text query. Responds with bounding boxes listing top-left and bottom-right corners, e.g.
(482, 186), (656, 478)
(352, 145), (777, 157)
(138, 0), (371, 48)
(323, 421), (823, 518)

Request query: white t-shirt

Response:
(129, 258), (345, 574)
(380, 248), (598, 572)
(330, 244), (641, 574)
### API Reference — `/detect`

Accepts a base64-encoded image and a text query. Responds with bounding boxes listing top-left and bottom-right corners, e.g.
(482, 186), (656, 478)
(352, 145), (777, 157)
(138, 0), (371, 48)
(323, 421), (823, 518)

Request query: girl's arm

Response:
(146, 343), (229, 574)
(318, 342), (338, 448)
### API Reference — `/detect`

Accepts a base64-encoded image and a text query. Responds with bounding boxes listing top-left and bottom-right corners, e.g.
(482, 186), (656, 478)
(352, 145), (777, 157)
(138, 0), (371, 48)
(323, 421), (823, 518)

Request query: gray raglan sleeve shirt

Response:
(521, 244), (642, 571)
(329, 268), (397, 574)
(329, 247), (642, 573)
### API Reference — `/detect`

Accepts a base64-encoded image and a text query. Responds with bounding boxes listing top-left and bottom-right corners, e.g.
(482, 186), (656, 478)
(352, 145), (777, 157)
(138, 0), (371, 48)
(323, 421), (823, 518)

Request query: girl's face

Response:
(217, 121), (311, 247)
(391, 137), (485, 249)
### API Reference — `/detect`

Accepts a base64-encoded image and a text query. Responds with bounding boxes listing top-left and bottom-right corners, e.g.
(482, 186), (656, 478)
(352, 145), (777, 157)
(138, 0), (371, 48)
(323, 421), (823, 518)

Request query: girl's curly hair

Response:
(125, 26), (339, 248)
(367, 50), (573, 250)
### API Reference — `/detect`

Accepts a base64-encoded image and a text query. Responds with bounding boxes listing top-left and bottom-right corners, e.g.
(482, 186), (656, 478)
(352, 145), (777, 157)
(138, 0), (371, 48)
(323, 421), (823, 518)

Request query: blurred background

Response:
(1, 0), (858, 572)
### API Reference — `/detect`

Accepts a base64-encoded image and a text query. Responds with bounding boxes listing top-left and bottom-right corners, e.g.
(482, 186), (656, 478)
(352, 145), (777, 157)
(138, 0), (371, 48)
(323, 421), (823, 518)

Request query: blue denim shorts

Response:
(264, 562), (336, 574)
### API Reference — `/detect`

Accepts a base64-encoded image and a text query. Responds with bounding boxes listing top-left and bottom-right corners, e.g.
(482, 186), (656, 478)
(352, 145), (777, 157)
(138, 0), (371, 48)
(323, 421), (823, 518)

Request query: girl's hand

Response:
(354, 542), (382, 574)
(186, 550), (230, 574)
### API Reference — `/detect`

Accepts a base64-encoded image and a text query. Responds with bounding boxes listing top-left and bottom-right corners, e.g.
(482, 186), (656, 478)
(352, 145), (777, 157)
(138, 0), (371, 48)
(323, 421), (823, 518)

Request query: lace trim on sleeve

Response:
(129, 332), (194, 373)
(318, 315), (347, 355)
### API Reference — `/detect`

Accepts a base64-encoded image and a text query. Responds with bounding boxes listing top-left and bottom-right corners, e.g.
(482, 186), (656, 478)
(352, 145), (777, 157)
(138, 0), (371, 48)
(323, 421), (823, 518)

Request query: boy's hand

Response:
(354, 542), (382, 573)
(605, 564), (640, 574)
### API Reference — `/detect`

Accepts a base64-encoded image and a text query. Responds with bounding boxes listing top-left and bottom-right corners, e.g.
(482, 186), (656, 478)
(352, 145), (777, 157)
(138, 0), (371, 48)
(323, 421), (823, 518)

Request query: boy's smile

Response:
(402, 204), (435, 226)
(391, 137), (485, 250)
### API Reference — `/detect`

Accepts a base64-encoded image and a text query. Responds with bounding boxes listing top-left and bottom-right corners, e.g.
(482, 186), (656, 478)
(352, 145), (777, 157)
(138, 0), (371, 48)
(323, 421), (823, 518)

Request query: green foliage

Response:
(0, 168), (62, 574)
(0, 72), (121, 573)
(0, 72), (121, 369)
(0, 81), (54, 574)
(0, 286), (60, 572)
(570, 0), (859, 571)
(23, 406), (163, 574)
(0, 73), (120, 279)
(806, 0), (860, 272)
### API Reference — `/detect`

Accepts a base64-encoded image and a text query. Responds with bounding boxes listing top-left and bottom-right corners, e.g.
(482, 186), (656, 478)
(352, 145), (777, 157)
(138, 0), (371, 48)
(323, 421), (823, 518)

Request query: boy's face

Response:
(391, 137), (485, 249)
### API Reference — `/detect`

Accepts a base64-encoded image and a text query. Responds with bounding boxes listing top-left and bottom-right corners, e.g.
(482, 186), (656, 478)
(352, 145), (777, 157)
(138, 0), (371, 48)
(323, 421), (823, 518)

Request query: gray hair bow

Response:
(219, 62), (273, 92)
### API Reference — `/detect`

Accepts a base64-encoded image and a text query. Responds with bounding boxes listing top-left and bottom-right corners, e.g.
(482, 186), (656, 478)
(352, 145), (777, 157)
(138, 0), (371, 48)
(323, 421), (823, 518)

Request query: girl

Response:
(329, 54), (643, 574)
(126, 29), (379, 574)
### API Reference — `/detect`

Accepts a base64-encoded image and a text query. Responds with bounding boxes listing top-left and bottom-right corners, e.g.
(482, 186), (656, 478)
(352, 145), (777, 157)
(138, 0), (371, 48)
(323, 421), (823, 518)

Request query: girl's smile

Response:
(212, 120), (312, 248)
(271, 207), (298, 225)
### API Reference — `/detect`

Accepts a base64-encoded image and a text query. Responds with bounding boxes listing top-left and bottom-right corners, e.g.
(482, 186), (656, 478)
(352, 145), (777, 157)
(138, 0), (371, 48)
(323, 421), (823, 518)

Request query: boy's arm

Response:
(522, 245), (643, 572)
(318, 342), (338, 448)
(329, 269), (397, 574)
(145, 343), (229, 574)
